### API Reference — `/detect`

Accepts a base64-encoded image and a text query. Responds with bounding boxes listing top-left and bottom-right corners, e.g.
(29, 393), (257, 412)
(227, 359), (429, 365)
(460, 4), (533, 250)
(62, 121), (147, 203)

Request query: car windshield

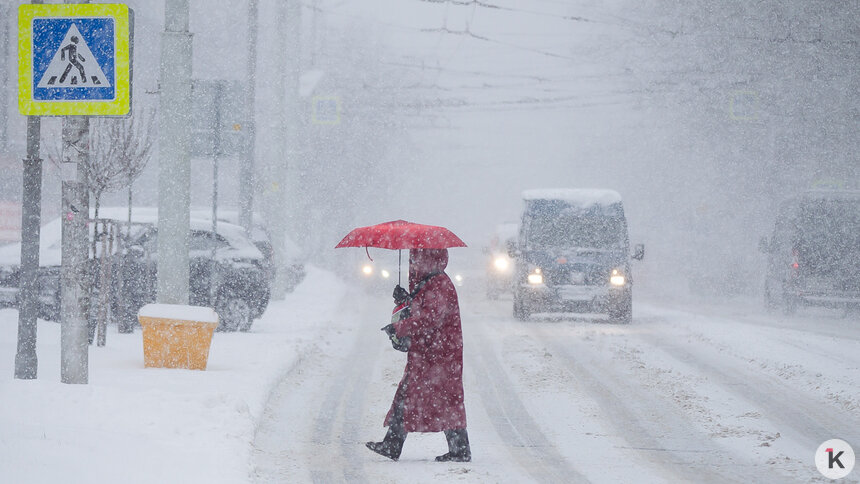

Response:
(523, 201), (628, 250)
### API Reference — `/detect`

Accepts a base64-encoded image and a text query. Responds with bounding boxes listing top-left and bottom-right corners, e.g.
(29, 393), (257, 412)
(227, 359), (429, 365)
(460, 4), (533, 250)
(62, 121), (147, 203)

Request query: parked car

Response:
(190, 209), (307, 293)
(760, 190), (860, 314)
(484, 222), (518, 299)
(0, 211), (271, 332)
(118, 218), (271, 331)
(511, 189), (644, 323)
(0, 215), (77, 322)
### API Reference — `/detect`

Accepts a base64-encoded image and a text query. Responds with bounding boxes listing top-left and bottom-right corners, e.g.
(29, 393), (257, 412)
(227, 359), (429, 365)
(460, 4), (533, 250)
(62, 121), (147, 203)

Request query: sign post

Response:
(17, 3), (133, 384)
(14, 117), (40, 380)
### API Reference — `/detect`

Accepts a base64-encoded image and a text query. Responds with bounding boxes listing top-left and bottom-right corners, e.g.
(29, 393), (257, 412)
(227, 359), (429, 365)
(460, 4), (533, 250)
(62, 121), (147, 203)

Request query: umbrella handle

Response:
(365, 246), (373, 262)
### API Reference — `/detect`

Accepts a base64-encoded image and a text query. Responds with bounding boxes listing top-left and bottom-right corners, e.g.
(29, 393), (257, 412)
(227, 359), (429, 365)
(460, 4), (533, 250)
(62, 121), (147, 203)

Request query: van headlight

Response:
(380, 269), (390, 279)
(610, 269), (626, 286)
(362, 265), (373, 276)
(493, 256), (509, 271)
(527, 267), (543, 285)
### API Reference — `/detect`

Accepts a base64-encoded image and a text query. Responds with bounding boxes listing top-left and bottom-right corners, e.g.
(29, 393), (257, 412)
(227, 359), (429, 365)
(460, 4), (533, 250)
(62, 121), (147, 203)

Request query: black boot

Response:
(365, 440), (402, 461)
(366, 425), (406, 461)
(436, 429), (471, 462)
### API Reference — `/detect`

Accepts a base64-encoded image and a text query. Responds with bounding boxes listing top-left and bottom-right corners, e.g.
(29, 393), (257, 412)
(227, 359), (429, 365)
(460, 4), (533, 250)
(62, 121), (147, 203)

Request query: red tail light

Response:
(791, 249), (800, 270)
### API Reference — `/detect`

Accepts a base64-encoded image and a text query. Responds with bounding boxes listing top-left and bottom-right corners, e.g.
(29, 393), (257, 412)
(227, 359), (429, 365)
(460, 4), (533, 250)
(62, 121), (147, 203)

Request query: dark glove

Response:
(393, 284), (409, 305)
(381, 323), (410, 352)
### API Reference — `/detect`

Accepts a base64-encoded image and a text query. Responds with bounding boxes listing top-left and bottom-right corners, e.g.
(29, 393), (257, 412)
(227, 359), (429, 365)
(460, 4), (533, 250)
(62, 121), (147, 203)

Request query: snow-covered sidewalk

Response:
(0, 266), (345, 484)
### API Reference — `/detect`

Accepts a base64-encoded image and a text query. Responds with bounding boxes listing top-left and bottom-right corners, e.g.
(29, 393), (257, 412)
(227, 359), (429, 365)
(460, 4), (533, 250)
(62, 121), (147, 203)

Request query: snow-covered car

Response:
(760, 190), (860, 314)
(484, 222), (518, 299)
(118, 218), (270, 331)
(190, 209), (307, 293)
(511, 189), (644, 323)
(0, 215), (85, 322)
(0, 210), (271, 332)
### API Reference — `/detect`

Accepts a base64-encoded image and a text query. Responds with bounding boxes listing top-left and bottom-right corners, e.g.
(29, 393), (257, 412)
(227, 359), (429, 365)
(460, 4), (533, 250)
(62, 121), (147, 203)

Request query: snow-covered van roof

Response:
(521, 189), (623, 206)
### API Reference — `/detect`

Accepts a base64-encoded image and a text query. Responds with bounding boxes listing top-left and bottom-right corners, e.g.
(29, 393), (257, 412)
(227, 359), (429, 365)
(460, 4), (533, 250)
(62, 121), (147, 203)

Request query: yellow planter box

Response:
(138, 304), (219, 370)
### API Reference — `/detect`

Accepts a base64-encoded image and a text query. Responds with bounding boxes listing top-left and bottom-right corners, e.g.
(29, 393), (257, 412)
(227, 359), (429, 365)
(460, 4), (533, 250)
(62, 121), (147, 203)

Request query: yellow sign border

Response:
(18, 4), (131, 116)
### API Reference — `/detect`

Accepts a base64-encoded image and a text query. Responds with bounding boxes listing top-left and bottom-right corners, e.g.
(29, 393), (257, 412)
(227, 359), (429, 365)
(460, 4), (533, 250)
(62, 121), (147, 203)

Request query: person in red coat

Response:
(366, 248), (471, 462)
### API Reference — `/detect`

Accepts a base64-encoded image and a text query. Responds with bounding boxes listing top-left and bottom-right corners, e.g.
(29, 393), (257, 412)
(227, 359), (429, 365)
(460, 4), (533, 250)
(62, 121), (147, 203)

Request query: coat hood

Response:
(408, 248), (448, 291)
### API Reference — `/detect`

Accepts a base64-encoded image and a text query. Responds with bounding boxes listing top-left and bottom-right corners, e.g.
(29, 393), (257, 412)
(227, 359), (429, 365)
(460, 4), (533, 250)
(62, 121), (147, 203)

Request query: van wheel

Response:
(513, 292), (530, 321)
(609, 295), (632, 324)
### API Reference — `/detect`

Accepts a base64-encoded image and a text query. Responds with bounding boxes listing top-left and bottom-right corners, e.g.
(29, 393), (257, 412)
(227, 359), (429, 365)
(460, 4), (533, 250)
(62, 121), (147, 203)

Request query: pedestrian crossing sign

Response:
(18, 4), (132, 116)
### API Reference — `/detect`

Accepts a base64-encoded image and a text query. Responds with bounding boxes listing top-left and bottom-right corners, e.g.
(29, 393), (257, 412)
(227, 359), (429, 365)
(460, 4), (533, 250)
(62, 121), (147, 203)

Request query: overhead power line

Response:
(417, 0), (593, 23)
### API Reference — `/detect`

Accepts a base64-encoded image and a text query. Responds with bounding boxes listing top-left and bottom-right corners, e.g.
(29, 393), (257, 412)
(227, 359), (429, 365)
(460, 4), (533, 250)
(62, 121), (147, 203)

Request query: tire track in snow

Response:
(638, 303), (860, 343)
(252, 292), (380, 484)
(533, 324), (790, 484)
(637, 330), (860, 452)
(467, 320), (590, 484)
(307, 304), (382, 484)
(251, 350), (311, 483)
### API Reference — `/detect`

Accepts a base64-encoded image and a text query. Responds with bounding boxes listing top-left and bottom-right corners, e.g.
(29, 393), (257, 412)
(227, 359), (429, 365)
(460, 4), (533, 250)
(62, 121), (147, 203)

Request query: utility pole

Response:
(59, 0), (89, 386)
(13, 0), (45, 381)
(239, 0), (258, 234)
(0, 2), (10, 151)
(157, 0), (192, 305)
(210, 81), (223, 307)
(60, 116), (90, 384)
(14, 119), (41, 379)
(264, 0), (301, 299)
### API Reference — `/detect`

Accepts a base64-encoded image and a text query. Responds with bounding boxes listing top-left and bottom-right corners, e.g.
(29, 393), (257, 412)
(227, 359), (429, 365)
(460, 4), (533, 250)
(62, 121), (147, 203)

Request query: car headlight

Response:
(380, 269), (390, 279)
(527, 267), (543, 285)
(610, 269), (626, 286)
(454, 274), (463, 283)
(493, 257), (509, 271)
(362, 264), (373, 276)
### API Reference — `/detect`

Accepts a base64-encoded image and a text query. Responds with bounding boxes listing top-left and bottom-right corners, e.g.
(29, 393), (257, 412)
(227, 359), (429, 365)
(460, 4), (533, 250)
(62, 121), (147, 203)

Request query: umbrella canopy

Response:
(335, 220), (467, 250)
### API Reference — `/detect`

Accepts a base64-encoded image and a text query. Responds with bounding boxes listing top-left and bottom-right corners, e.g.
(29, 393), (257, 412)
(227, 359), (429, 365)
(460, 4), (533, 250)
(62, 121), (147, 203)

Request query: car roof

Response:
(0, 208), (263, 267)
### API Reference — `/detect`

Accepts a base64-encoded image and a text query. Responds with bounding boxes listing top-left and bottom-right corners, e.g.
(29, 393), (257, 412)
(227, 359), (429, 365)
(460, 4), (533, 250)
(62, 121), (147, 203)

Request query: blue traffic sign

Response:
(32, 17), (116, 102)
(19, 4), (132, 116)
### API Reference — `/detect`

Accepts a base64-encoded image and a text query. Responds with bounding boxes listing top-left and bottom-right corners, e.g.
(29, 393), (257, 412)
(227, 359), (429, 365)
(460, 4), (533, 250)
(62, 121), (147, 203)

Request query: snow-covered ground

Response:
(2, 268), (858, 483)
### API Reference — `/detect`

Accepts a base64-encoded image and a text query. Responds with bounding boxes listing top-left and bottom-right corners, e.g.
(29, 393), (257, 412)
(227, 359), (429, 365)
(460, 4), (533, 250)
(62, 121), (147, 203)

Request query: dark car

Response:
(511, 189), (644, 323)
(118, 218), (271, 331)
(190, 209), (306, 293)
(760, 190), (860, 314)
(0, 212), (270, 332)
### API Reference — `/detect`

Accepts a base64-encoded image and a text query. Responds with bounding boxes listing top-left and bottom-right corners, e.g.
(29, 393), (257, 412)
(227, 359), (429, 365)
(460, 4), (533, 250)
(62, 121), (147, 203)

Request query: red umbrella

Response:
(335, 220), (467, 285)
(335, 220), (467, 250)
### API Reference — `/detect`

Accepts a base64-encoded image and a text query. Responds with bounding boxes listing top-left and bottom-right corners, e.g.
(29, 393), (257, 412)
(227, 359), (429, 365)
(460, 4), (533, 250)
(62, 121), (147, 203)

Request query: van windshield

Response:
(523, 201), (628, 250)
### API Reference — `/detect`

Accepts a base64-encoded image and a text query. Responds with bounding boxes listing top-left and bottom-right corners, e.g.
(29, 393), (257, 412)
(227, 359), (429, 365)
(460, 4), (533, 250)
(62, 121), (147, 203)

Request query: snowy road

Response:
(251, 286), (859, 483)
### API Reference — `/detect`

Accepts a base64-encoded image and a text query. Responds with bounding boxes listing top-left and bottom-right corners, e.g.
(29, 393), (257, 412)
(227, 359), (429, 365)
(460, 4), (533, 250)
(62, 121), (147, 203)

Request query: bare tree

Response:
(45, 108), (156, 213)
(45, 108), (156, 341)
(86, 109), (156, 223)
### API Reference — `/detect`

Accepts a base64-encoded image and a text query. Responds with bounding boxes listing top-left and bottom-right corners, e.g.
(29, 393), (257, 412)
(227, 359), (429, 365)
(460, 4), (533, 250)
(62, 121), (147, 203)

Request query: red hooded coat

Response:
(384, 249), (467, 433)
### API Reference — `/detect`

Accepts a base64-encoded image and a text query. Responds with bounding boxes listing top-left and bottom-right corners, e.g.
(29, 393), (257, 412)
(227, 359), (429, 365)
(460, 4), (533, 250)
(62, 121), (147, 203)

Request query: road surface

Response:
(251, 286), (860, 483)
